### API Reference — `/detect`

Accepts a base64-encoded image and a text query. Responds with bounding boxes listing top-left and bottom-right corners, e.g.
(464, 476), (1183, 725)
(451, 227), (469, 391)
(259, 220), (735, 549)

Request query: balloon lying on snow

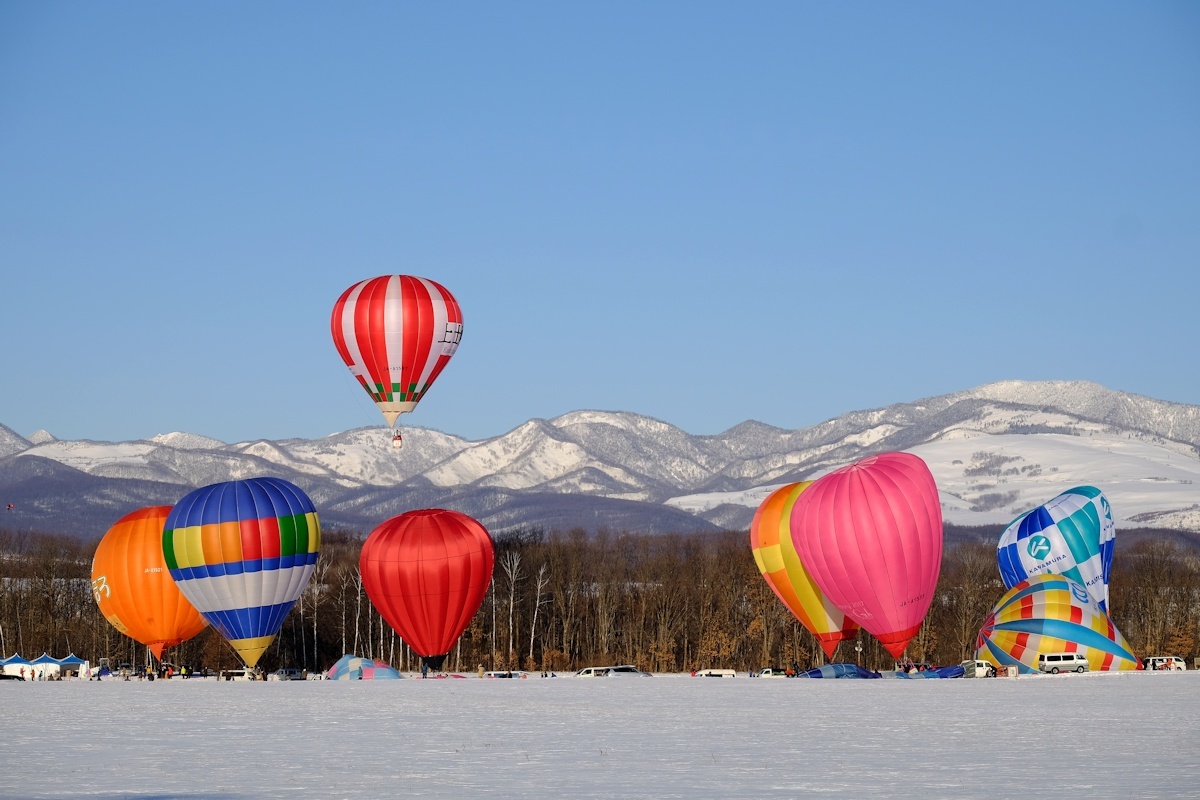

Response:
(360, 508), (494, 671)
(163, 477), (321, 668)
(331, 275), (463, 432)
(997, 485), (1116, 612)
(327, 654), (403, 681)
(796, 663), (880, 679)
(975, 574), (1139, 675)
(91, 506), (207, 659)
(790, 452), (943, 659)
(750, 482), (858, 659)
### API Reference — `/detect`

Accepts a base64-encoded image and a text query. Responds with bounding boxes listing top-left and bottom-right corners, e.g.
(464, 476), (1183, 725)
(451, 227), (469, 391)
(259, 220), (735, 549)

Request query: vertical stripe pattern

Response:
(331, 275), (463, 424)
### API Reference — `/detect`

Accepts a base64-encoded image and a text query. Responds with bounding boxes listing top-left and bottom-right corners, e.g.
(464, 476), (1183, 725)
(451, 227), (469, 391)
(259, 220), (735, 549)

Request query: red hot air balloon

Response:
(331, 276), (463, 447)
(789, 452), (943, 659)
(360, 509), (494, 670)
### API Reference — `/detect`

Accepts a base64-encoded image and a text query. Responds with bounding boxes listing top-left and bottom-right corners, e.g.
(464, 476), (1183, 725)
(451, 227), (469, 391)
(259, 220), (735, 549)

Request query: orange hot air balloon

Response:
(750, 483), (858, 659)
(91, 506), (207, 659)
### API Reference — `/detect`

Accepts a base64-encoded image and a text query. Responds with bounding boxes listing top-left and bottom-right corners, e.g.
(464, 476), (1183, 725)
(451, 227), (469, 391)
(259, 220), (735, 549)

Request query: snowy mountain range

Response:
(2, 380), (1198, 541)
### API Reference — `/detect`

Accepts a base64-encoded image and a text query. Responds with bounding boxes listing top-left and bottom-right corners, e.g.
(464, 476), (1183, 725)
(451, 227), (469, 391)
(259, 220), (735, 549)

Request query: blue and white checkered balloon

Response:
(996, 486), (1116, 612)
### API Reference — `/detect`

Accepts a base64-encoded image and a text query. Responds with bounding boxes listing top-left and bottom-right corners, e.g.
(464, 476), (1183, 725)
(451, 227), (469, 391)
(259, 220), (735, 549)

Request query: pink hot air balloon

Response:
(789, 452), (943, 659)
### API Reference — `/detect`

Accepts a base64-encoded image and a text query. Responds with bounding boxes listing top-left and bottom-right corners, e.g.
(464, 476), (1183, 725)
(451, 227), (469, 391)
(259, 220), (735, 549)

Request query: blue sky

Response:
(2, 2), (1197, 444)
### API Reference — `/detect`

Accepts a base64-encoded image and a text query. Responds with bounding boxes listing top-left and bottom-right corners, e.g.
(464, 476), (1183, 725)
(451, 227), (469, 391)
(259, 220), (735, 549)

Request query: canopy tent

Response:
(57, 653), (89, 678)
(326, 654), (403, 681)
(29, 653), (61, 680)
(1, 654), (32, 678)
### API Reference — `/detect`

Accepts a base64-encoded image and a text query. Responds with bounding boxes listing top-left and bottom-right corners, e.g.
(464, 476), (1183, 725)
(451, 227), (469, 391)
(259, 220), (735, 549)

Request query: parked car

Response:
(576, 665), (652, 677)
(605, 665), (652, 677)
(960, 659), (997, 678)
(1038, 652), (1089, 674)
(483, 670), (528, 679)
(219, 668), (259, 681)
(1144, 656), (1186, 672)
(268, 668), (305, 681)
(694, 669), (737, 678)
(757, 668), (791, 678)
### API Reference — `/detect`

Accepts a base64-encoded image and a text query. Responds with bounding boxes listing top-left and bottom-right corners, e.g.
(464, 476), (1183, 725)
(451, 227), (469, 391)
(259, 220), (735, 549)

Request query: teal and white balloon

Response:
(996, 486), (1116, 612)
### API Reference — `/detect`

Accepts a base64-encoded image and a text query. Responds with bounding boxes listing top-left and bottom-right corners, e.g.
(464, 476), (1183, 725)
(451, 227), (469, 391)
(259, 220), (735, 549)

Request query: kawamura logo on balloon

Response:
(1027, 535), (1052, 560)
(789, 452), (944, 659)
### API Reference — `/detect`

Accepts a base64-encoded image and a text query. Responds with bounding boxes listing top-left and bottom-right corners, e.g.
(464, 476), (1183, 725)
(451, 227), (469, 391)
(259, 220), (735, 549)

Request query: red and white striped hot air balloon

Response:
(331, 276), (463, 446)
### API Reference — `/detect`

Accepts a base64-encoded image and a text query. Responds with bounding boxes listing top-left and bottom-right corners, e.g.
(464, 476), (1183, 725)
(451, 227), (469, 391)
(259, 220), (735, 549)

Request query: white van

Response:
(694, 669), (737, 678)
(1144, 656), (1186, 672)
(1038, 652), (1089, 674)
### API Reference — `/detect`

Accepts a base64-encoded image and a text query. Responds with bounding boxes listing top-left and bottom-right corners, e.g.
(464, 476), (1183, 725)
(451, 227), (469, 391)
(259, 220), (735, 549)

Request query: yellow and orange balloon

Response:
(750, 482), (858, 659)
(91, 506), (207, 659)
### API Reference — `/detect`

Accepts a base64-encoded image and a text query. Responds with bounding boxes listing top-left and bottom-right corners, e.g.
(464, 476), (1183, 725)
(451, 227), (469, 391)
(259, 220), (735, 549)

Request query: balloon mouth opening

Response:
(421, 654), (448, 672)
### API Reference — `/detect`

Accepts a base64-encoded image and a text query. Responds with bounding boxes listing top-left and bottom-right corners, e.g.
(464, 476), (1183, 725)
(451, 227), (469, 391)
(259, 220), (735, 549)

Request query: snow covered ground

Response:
(3, 671), (1199, 799)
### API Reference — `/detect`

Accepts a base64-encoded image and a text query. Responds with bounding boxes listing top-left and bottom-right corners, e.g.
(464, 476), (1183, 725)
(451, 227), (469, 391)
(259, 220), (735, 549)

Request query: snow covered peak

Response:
(148, 432), (227, 450)
(0, 423), (32, 458)
(27, 430), (57, 445)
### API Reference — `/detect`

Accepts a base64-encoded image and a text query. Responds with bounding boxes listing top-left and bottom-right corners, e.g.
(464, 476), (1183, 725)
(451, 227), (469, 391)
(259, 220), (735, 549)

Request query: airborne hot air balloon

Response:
(331, 275), (463, 447)
(162, 477), (321, 668)
(790, 452), (943, 659)
(750, 482), (858, 659)
(997, 485), (1116, 612)
(976, 574), (1139, 674)
(91, 506), (207, 659)
(360, 508), (494, 671)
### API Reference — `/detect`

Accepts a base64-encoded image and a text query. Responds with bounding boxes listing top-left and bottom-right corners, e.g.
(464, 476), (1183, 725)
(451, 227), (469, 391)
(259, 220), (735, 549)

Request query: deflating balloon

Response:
(997, 485), (1116, 612)
(331, 275), (463, 428)
(750, 482), (858, 659)
(976, 574), (1139, 674)
(91, 506), (207, 659)
(360, 508), (494, 670)
(162, 477), (321, 668)
(790, 452), (944, 659)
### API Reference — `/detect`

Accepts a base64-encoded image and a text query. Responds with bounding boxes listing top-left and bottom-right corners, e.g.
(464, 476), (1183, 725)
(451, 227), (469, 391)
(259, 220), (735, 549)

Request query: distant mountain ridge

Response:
(1, 380), (1198, 540)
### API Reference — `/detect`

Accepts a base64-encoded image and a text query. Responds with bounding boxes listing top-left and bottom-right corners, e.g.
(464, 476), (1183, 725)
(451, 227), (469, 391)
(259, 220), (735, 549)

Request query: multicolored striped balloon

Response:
(750, 482), (858, 659)
(997, 485), (1116, 612)
(331, 275), (463, 428)
(326, 654), (402, 681)
(976, 574), (1139, 674)
(162, 477), (321, 668)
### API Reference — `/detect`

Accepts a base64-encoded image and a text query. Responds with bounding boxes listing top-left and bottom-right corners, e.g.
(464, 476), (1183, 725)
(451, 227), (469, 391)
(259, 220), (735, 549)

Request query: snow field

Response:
(3, 671), (1199, 799)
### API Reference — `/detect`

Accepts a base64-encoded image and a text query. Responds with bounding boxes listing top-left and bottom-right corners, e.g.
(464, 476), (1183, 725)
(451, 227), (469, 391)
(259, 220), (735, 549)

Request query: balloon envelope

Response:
(997, 485), (1116, 612)
(331, 275), (463, 427)
(750, 482), (858, 658)
(790, 452), (944, 659)
(91, 506), (207, 659)
(326, 654), (403, 681)
(162, 477), (321, 668)
(360, 508), (494, 668)
(976, 574), (1139, 674)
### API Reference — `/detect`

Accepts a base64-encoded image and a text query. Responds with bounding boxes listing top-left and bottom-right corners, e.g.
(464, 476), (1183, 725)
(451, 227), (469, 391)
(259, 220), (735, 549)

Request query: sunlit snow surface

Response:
(3, 672), (1199, 799)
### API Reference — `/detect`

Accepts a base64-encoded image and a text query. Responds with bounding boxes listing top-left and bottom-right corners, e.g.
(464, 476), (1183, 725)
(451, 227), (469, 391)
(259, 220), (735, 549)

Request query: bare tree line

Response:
(1, 524), (1196, 674)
